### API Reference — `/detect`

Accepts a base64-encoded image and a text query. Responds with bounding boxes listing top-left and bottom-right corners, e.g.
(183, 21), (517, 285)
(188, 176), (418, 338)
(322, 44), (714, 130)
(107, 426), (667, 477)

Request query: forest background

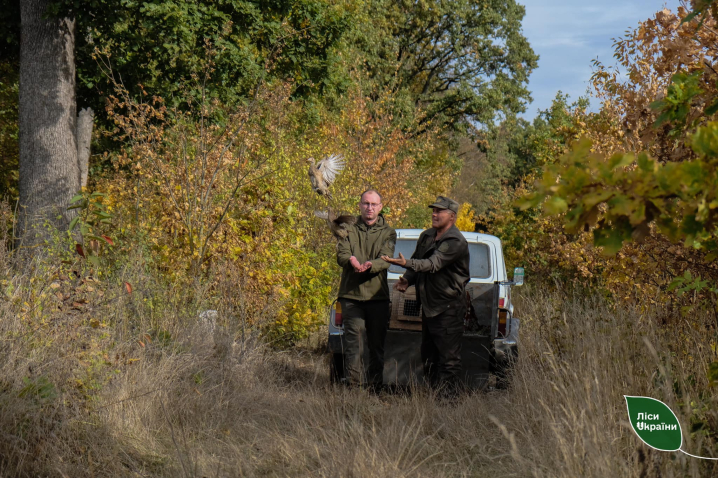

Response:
(2, 0), (718, 476)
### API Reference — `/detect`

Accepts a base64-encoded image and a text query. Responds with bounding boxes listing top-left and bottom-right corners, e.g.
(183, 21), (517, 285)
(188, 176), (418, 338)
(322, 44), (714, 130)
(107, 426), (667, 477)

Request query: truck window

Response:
(388, 239), (492, 279)
(388, 239), (417, 274)
(468, 243), (491, 278)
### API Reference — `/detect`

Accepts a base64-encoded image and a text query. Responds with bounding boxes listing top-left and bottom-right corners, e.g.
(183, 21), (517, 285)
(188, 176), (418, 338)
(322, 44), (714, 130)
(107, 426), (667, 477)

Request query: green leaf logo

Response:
(625, 396), (682, 451)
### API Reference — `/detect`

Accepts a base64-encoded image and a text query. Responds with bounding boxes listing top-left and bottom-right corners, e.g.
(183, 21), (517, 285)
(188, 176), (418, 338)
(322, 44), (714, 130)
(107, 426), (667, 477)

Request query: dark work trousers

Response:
(421, 305), (465, 389)
(339, 298), (390, 386)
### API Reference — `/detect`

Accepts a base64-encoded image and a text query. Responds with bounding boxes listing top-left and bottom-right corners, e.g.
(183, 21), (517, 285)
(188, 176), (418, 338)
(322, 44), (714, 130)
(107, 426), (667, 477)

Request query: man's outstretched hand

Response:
(394, 276), (409, 292)
(349, 256), (372, 273)
(349, 256), (361, 272)
(382, 252), (407, 267)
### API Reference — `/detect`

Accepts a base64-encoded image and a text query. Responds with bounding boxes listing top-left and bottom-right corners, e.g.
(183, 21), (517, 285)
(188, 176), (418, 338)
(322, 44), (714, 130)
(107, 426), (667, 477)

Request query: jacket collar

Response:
(356, 214), (386, 231)
(425, 224), (461, 241)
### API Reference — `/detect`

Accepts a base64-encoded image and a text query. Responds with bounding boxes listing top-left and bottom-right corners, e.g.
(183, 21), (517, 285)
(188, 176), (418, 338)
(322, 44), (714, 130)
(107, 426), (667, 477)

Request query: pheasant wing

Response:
(335, 215), (357, 226)
(317, 154), (345, 186)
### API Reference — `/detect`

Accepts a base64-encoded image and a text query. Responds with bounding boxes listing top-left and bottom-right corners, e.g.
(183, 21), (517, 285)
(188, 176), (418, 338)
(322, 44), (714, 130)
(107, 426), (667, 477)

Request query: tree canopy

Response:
(340, 0), (538, 134)
(1, 0), (537, 133)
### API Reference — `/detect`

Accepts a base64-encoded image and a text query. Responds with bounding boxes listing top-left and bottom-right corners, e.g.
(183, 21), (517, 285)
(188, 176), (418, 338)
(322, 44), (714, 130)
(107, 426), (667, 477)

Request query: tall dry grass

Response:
(1, 239), (718, 476)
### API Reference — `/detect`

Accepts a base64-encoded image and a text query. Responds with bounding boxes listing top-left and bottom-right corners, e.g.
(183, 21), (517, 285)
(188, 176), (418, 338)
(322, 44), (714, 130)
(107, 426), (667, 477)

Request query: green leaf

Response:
(653, 112), (670, 128)
(514, 193), (544, 211)
(667, 277), (684, 292)
(68, 216), (80, 232)
(593, 220), (632, 255)
(625, 396), (682, 451)
(70, 194), (84, 204)
(705, 98), (718, 116)
(543, 196), (568, 215)
(708, 361), (718, 386)
(681, 10), (700, 24)
(637, 153), (655, 172)
(680, 214), (704, 236)
(564, 204), (585, 231)
(582, 190), (613, 209)
(607, 195), (633, 216)
(19, 376), (57, 401)
(608, 153), (634, 170)
(629, 201), (646, 225)
(650, 99), (666, 111)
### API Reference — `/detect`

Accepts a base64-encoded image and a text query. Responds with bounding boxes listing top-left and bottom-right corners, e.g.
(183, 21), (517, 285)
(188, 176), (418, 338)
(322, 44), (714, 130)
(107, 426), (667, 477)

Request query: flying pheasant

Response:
(314, 209), (357, 240)
(307, 154), (344, 199)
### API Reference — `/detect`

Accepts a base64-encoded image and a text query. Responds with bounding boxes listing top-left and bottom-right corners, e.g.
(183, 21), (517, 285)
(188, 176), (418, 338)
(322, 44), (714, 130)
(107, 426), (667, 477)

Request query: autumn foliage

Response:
(463, 8), (718, 312)
(86, 64), (453, 344)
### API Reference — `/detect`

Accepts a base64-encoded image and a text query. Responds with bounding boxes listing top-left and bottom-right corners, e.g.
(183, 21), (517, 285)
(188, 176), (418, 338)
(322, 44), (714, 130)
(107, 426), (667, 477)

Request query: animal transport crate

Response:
(389, 287), (422, 331)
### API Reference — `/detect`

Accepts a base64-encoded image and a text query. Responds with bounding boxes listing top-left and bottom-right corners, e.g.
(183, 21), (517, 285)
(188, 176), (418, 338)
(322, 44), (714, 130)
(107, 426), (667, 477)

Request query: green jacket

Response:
(403, 225), (470, 317)
(337, 215), (396, 301)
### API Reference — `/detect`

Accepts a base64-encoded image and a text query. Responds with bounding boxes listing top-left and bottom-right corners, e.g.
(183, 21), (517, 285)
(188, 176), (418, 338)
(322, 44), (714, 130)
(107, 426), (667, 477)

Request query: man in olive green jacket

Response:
(383, 196), (470, 392)
(336, 189), (396, 388)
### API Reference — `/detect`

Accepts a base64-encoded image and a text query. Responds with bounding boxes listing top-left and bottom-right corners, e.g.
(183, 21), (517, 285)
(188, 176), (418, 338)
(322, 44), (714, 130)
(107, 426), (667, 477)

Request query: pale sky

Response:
(519, 0), (683, 119)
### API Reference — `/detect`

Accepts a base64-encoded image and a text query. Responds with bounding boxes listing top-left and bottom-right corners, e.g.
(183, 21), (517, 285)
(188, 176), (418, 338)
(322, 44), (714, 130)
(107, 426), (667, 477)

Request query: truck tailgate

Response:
(383, 330), (491, 389)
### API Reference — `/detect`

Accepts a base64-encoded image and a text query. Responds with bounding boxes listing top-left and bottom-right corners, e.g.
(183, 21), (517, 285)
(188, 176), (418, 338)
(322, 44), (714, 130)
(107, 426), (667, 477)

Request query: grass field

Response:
(1, 253), (717, 477)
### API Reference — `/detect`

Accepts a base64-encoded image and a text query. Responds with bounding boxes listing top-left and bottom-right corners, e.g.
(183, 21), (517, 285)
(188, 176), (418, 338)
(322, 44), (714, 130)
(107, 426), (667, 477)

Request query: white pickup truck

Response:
(327, 229), (523, 389)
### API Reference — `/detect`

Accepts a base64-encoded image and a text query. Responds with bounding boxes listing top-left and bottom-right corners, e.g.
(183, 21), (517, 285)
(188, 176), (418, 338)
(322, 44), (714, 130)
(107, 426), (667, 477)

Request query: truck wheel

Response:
(329, 353), (345, 385)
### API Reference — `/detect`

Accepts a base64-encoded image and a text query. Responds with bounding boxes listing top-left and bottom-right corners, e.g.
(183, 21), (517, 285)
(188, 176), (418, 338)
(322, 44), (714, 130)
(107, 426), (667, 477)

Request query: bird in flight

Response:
(307, 154), (344, 199)
(314, 209), (357, 240)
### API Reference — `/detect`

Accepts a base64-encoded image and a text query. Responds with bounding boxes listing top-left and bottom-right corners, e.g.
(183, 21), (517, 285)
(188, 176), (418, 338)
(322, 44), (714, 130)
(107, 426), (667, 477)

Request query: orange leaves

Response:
(500, 5), (718, 304)
(590, 5), (718, 159)
(312, 79), (450, 223)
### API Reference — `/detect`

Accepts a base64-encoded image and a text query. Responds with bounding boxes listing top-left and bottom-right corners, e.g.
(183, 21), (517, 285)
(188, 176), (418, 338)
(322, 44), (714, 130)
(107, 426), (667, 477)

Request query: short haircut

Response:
(360, 189), (383, 203)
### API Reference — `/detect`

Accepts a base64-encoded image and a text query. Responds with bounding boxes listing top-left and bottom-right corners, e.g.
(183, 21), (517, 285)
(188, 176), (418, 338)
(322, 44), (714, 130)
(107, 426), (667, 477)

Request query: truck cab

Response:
(327, 229), (523, 389)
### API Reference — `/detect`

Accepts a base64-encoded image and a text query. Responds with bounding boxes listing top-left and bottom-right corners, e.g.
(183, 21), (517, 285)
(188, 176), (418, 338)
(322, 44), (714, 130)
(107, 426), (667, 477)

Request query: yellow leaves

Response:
(95, 65), (454, 346)
(455, 203), (476, 231)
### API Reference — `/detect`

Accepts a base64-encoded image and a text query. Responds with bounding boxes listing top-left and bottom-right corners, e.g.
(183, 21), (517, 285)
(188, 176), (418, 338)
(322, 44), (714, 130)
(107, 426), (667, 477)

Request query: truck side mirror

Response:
(513, 267), (524, 286)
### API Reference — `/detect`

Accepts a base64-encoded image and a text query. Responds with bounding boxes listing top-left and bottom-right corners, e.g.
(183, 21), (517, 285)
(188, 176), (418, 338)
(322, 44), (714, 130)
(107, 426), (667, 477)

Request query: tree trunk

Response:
(76, 107), (93, 188)
(18, 0), (79, 245)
